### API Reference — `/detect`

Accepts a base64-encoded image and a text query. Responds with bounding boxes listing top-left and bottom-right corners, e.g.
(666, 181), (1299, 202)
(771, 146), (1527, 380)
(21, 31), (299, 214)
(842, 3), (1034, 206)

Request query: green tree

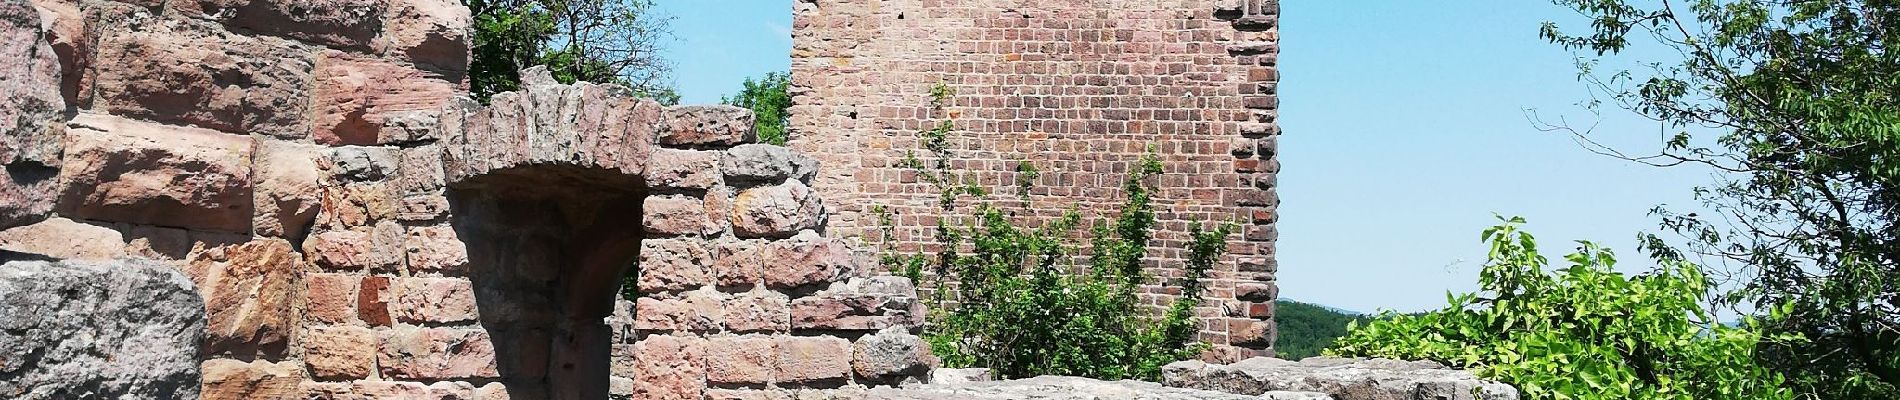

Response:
(466, 0), (677, 103)
(874, 83), (1234, 381)
(1330, 217), (1795, 400)
(722, 72), (792, 145)
(1272, 300), (1374, 360)
(1537, 1), (1900, 397)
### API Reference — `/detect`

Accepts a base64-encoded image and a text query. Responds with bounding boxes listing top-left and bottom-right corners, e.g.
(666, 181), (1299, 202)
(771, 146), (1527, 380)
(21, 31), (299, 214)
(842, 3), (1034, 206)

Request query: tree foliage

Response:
(1538, 1), (1900, 397)
(874, 82), (1234, 381)
(1331, 217), (1795, 400)
(466, 0), (677, 103)
(1272, 300), (1374, 360)
(722, 72), (792, 145)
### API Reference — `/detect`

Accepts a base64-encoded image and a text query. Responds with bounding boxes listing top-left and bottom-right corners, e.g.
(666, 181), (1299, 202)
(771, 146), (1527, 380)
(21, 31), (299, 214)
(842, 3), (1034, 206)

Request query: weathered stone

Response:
(764, 232), (856, 290)
(391, 277), (479, 324)
(304, 272), (360, 325)
(723, 290), (790, 332)
(56, 114), (255, 232)
(184, 0), (383, 50)
(306, 222), (405, 272)
(352, 380), (475, 399)
(379, 328), (501, 380)
(633, 290), (725, 332)
(200, 359), (302, 400)
(775, 336), (851, 383)
(644, 194), (715, 237)
(304, 326), (377, 380)
(870, 376), (1269, 400)
(398, 194), (451, 221)
(724, 144), (818, 185)
(0, 259), (204, 400)
(317, 181), (400, 230)
(638, 238), (712, 293)
(930, 368), (991, 385)
(791, 293), (913, 331)
(1161, 357), (1519, 400)
(186, 239), (302, 359)
(404, 224), (468, 273)
(630, 335), (706, 400)
(731, 180), (823, 238)
(852, 326), (933, 379)
(311, 51), (459, 145)
(396, 144), (448, 195)
(1236, 282), (1276, 302)
(705, 335), (777, 384)
(647, 148), (721, 190)
(91, 17), (311, 138)
(662, 105), (755, 146)
(253, 140), (323, 239)
(713, 238), (766, 287)
(0, 216), (126, 260)
(332, 145), (400, 182)
(359, 276), (393, 326)
(0, 0), (63, 230)
(375, 0), (471, 75)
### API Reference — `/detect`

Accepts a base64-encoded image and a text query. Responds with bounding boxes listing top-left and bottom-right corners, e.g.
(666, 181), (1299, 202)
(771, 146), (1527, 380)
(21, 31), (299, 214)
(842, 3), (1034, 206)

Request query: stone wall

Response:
(0, 1), (929, 399)
(790, 0), (1283, 357)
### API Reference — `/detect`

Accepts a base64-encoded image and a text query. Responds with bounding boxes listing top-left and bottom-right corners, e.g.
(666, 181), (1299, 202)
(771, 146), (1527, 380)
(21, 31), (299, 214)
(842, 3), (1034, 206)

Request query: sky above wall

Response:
(658, 1), (1722, 314)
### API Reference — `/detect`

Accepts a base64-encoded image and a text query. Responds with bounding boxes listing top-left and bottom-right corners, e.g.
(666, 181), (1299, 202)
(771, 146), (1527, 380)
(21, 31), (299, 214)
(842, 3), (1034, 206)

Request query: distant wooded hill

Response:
(1272, 299), (1375, 359)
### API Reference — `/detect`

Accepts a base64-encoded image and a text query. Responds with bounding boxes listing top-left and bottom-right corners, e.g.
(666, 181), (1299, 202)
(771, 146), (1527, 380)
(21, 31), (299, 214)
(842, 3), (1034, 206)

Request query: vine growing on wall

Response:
(872, 81), (1236, 381)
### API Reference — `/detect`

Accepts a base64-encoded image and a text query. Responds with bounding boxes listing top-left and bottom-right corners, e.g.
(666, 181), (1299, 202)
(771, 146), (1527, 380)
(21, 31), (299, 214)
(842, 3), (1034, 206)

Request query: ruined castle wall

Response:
(790, 0), (1283, 357)
(1, 1), (930, 398)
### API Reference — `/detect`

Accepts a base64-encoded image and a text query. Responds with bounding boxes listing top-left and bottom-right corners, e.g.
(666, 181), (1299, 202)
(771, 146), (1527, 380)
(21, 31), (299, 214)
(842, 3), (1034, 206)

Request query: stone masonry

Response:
(0, 1), (929, 399)
(791, 0), (1283, 358)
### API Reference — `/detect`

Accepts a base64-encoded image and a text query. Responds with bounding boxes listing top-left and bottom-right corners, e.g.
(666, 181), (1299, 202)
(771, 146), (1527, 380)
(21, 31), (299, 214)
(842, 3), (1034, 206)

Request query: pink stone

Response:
(379, 328), (501, 380)
(662, 105), (755, 146)
(304, 326), (377, 380)
(630, 335), (707, 399)
(705, 335), (777, 384)
(200, 359), (302, 400)
(646, 148), (721, 190)
(251, 140), (322, 239)
(643, 194), (714, 237)
(89, 18), (310, 138)
(303, 272), (360, 325)
(712, 239), (766, 287)
(391, 277), (479, 324)
(730, 181), (823, 238)
(638, 238), (712, 293)
(375, 0), (471, 77)
(186, 239), (302, 359)
(55, 114), (255, 233)
(775, 336), (852, 382)
(404, 224), (469, 273)
(311, 51), (458, 145)
(0, 217), (126, 261)
(763, 235), (856, 290)
(305, 227), (404, 272)
(724, 291), (790, 332)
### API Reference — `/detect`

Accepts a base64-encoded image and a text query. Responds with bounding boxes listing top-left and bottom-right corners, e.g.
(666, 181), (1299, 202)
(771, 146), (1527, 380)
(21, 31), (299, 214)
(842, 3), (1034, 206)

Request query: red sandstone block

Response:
(724, 291), (791, 332)
(775, 336), (852, 382)
(390, 277), (479, 324)
(644, 195), (715, 237)
(304, 326), (376, 380)
(705, 336), (778, 384)
(304, 273), (360, 325)
(358, 276), (393, 327)
(1229, 318), (1275, 347)
(712, 239), (766, 287)
(310, 51), (458, 146)
(647, 149), (722, 191)
(378, 328), (500, 380)
(631, 335), (707, 399)
(639, 239), (713, 293)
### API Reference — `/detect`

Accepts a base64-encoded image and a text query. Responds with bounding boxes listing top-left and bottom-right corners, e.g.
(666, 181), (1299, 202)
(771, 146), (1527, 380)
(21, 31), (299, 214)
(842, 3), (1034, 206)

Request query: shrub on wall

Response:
(872, 83), (1235, 381)
(1328, 216), (1795, 400)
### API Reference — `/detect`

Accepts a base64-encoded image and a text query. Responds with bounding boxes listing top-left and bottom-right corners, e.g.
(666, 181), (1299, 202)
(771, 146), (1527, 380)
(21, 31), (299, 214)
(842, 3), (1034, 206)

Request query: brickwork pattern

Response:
(2, 1), (931, 399)
(790, 0), (1283, 357)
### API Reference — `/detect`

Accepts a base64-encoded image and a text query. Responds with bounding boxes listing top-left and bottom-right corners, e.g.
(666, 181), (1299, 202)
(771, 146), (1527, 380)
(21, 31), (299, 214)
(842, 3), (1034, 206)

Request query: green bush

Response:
(873, 83), (1234, 381)
(1329, 216), (1795, 400)
(722, 72), (791, 145)
(1272, 300), (1374, 360)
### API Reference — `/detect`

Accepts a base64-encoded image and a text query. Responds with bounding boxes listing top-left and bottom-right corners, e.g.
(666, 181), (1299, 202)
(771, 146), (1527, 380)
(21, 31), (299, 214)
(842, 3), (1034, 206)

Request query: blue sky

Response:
(658, 1), (1720, 314)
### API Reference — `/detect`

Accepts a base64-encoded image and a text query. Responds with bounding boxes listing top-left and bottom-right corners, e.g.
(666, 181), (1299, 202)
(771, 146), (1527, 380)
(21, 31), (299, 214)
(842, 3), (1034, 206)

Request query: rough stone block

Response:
(56, 114), (255, 233)
(647, 148), (722, 190)
(706, 335), (778, 384)
(790, 293), (912, 331)
(638, 238), (712, 293)
(775, 336), (852, 383)
(182, 0), (382, 50)
(0, 216), (126, 260)
(712, 238), (766, 287)
(90, 18), (311, 138)
(252, 140), (323, 240)
(404, 224), (469, 273)
(303, 272), (360, 325)
(378, 328), (500, 380)
(359, 276), (393, 326)
(304, 326), (377, 380)
(305, 222), (406, 272)
(0, 259), (205, 399)
(391, 277), (479, 324)
(723, 144), (818, 185)
(186, 239), (302, 359)
(852, 326), (934, 379)
(0, 0), (64, 230)
(643, 194), (715, 237)
(311, 51), (459, 145)
(200, 359), (302, 400)
(723, 290), (790, 332)
(375, 0), (471, 75)
(764, 233), (856, 290)
(662, 105), (755, 146)
(731, 181), (823, 239)
(630, 335), (707, 399)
